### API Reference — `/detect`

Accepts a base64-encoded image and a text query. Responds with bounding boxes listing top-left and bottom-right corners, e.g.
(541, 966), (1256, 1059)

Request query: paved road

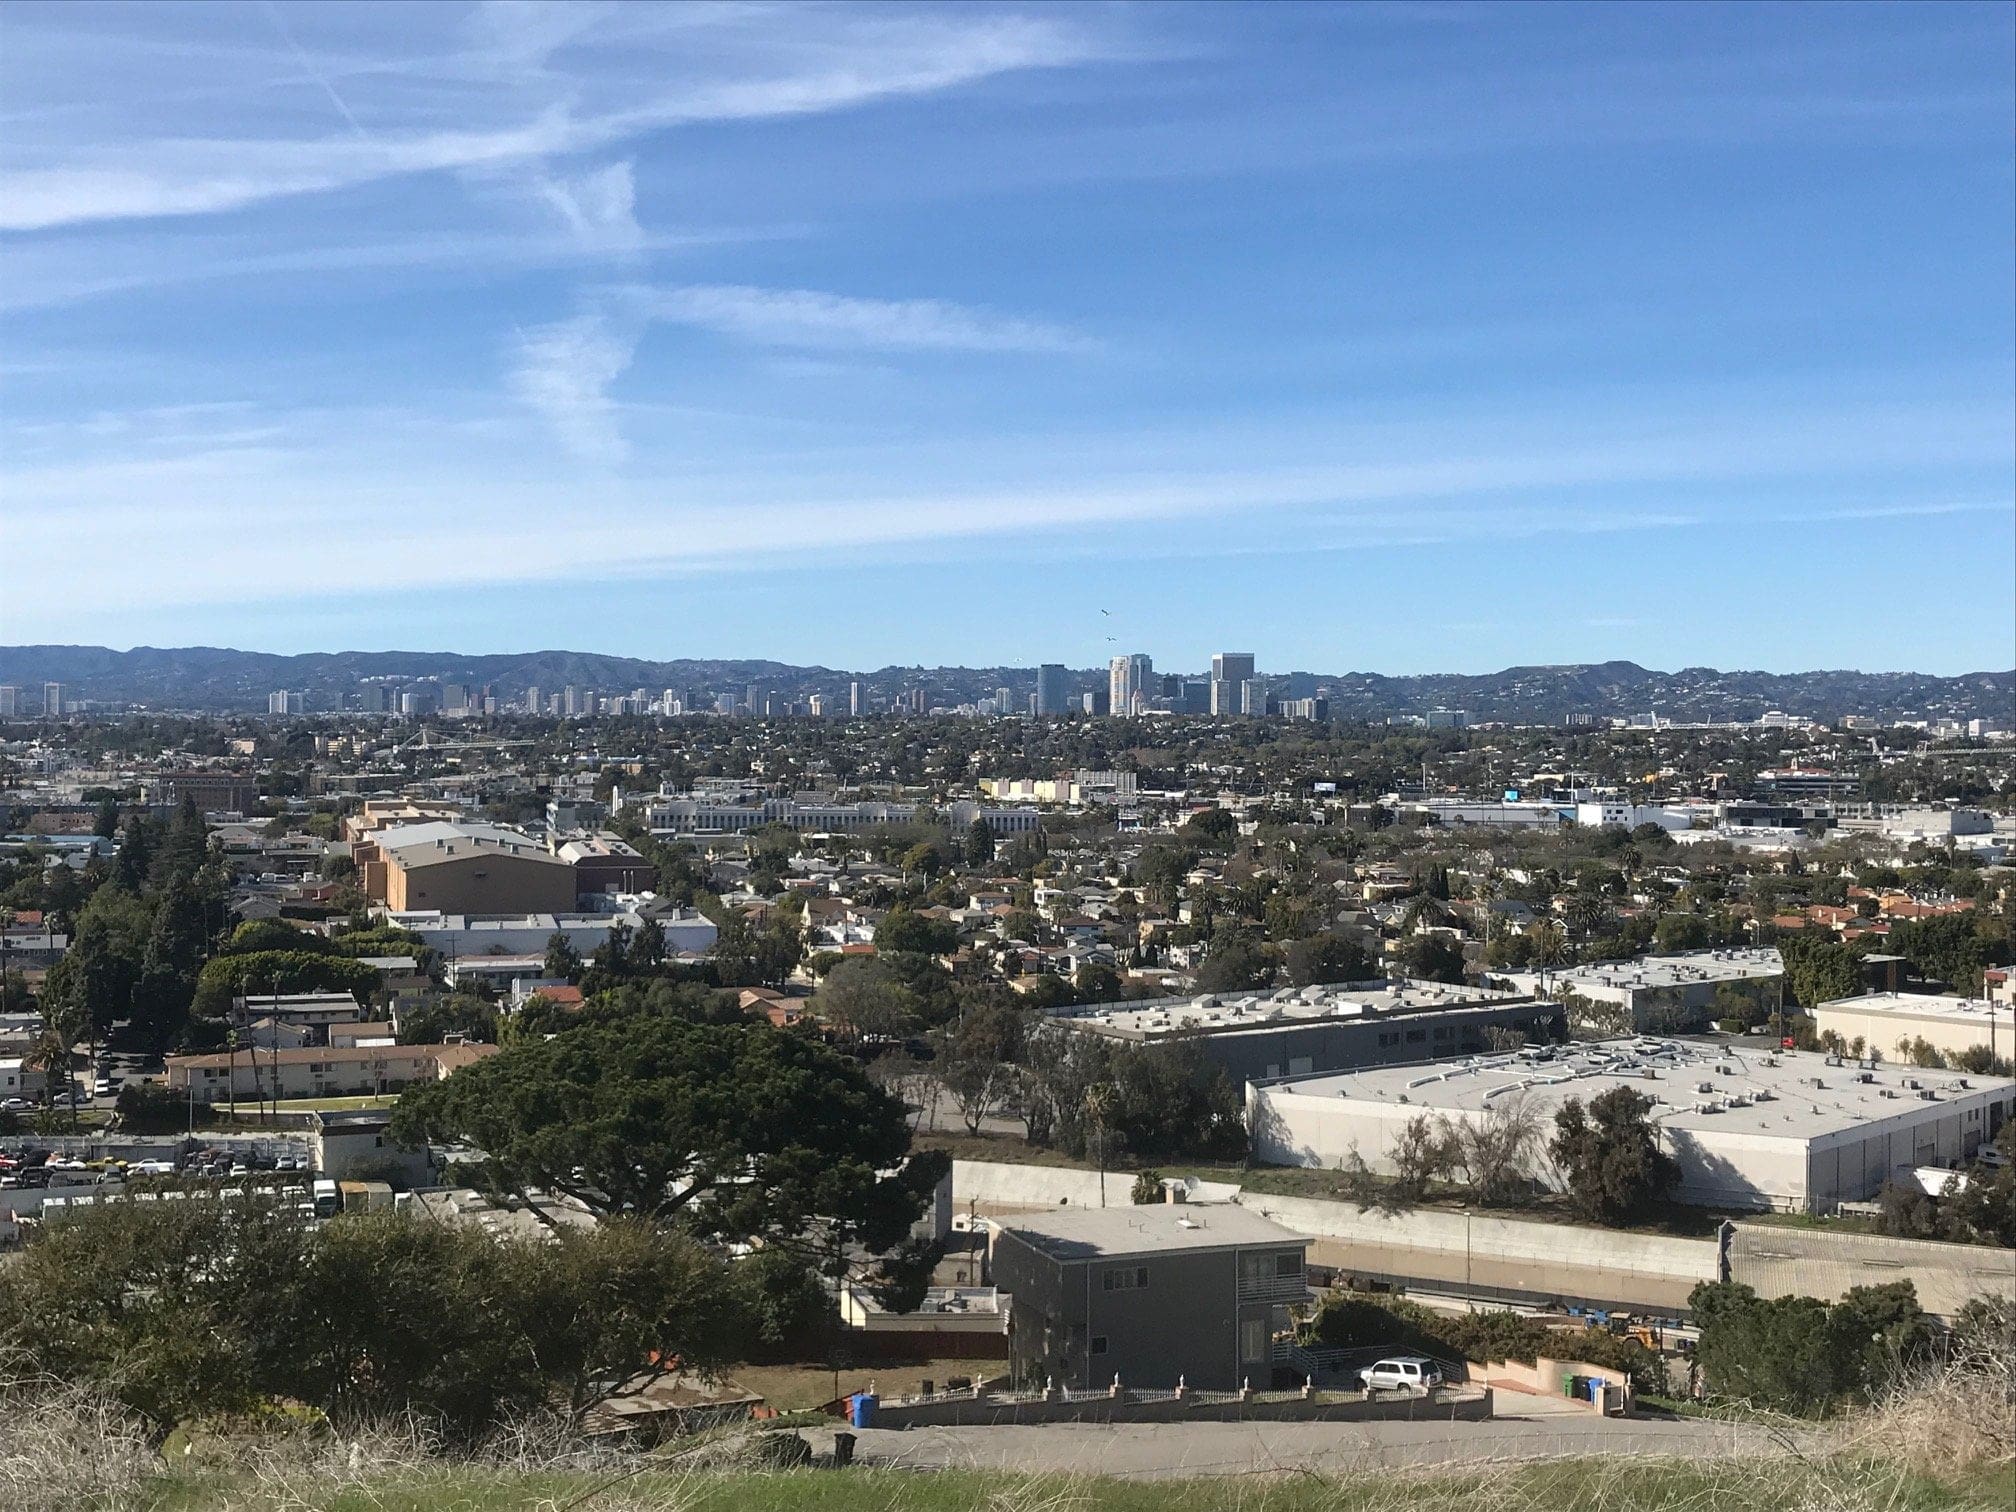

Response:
(822, 1406), (1802, 1479)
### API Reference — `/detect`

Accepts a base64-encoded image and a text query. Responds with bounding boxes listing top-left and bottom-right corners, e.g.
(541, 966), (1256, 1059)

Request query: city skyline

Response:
(4, 3), (2013, 673)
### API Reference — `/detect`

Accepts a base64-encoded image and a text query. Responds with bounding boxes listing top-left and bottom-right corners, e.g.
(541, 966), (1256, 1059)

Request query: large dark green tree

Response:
(391, 1015), (948, 1305)
(1549, 1085), (1680, 1224)
(1281, 932), (1376, 987)
(133, 877), (207, 1045)
(1689, 1279), (1935, 1415)
(42, 884), (152, 1041)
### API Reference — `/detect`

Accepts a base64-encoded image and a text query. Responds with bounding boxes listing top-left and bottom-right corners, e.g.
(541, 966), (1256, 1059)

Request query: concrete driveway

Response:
(820, 1409), (1798, 1479)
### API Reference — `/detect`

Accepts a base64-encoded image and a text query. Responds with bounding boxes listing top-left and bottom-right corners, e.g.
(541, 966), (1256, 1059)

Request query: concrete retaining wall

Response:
(952, 1159), (1138, 1212)
(871, 1387), (1493, 1429)
(1232, 1191), (1715, 1286)
(1478, 1357), (1632, 1415)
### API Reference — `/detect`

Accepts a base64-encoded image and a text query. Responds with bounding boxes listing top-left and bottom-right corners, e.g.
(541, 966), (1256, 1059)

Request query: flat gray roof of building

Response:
(1263, 1038), (2015, 1143)
(1504, 948), (1784, 992)
(996, 1202), (1306, 1261)
(1814, 993), (2015, 1028)
(1050, 978), (1537, 1041)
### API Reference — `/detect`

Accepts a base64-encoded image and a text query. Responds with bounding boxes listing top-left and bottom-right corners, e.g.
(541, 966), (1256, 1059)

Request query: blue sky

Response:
(3, 0), (2011, 675)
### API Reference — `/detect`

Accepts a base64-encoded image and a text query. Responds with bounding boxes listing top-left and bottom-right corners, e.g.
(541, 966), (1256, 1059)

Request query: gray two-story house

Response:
(989, 1204), (1310, 1391)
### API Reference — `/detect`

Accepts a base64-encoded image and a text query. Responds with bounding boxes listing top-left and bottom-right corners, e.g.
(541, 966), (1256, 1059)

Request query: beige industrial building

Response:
(166, 1041), (495, 1100)
(1810, 993), (2014, 1067)
(1247, 1039), (2014, 1215)
(356, 821), (575, 914)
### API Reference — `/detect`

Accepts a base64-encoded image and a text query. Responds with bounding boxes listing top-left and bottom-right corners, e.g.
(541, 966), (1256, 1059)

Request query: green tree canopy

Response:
(1549, 1085), (1680, 1225)
(190, 951), (382, 1024)
(875, 907), (960, 956)
(1281, 932), (1375, 987)
(390, 1015), (948, 1304)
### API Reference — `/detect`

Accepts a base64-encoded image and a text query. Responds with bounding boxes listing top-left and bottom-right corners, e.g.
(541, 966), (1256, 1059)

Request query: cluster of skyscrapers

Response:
(0, 683), (67, 717)
(1080, 651), (1274, 718)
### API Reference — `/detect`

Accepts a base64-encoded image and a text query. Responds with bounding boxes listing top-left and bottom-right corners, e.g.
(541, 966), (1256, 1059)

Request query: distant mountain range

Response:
(1, 646), (2010, 725)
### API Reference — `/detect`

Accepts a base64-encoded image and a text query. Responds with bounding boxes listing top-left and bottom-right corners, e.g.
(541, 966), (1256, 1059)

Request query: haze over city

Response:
(4, 2), (2013, 673)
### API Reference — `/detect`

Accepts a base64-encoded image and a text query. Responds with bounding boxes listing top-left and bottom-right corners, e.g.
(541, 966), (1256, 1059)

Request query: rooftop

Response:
(1506, 948), (1784, 992)
(1050, 978), (1535, 1041)
(995, 1202), (1306, 1261)
(1815, 993), (2016, 1029)
(1265, 1038), (2015, 1142)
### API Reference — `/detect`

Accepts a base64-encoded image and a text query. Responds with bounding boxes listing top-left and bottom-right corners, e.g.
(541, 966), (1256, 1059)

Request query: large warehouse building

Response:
(1044, 979), (1564, 1086)
(1247, 1038), (2014, 1215)
(356, 821), (577, 914)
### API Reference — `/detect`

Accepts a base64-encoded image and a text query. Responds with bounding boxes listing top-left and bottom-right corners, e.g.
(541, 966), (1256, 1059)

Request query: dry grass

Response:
(0, 1366), (157, 1512)
(1834, 1337), (2016, 1478)
(728, 1356), (998, 1411)
(0, 1352), (2007, 1512)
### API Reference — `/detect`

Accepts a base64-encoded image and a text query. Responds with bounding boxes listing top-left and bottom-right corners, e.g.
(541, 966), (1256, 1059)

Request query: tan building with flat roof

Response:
(1810, 993), (2014, 1067)
(358, 822), (575, 914)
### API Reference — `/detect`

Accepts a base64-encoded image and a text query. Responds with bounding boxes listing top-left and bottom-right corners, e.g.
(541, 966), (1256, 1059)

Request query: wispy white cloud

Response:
(0, 9), (1107, 231)
(507, 311), (638, 464)
(504, 281), (1096, 455)
(8, 390), (2008, 631)
(532, 160), (642, 253)
(634, 283), (1098, 354)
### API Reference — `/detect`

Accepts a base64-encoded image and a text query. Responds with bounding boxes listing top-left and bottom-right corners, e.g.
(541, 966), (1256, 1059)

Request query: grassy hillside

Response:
(125, 1458), (2016, 1512)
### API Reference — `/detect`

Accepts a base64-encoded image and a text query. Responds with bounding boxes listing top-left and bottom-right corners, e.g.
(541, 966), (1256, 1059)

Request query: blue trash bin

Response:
(850, 1391), (878, 1429)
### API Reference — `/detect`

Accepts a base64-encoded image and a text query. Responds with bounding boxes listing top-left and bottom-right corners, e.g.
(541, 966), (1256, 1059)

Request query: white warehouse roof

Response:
(1266, 1038), (2013, 1143)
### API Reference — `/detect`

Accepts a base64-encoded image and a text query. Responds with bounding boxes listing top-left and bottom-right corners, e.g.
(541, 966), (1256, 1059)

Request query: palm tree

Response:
(1532, 922), (1567, 963)
(1083, 1082), (1118, 1207)
(24, 1024), (77, 1128)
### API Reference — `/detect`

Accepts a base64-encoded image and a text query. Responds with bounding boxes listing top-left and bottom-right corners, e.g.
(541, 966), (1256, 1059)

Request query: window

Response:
(1090, 1336), (1108, 1356)
(1405, 1029), (1426, 1043)
(1102, 1265), (1149, 1291)
(1275, 1252), (1302, 1278)
(1432, 1026), (1451, 1039)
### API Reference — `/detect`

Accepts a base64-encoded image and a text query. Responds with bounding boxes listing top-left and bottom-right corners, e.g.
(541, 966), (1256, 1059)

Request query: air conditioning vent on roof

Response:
(1695, 1082), (1715, 1094)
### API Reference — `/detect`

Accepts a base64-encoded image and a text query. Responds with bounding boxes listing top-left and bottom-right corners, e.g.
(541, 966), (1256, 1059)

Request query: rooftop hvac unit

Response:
(1752, 1089), (1775, 1101)
(1880, 1089), (1898, 1099)
(1903, 1078), (1921, 1090)
(1717, 1064), (1737, 1075)
(1826, 1055), (1844, 1067)
(1695, 1082), (1715, 1094)
(1808, 1077), (1827, 1088)
(1917, 1090), (1938, 1101)
(1856, 1072), (1874, 1084)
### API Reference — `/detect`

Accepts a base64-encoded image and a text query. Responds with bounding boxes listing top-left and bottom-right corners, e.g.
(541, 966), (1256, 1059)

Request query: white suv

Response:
(1359, 1356), (1444, 1393)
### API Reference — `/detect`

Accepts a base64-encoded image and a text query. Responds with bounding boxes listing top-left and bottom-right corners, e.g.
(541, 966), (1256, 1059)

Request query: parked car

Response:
(1358, 1356), (1444, 1393)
